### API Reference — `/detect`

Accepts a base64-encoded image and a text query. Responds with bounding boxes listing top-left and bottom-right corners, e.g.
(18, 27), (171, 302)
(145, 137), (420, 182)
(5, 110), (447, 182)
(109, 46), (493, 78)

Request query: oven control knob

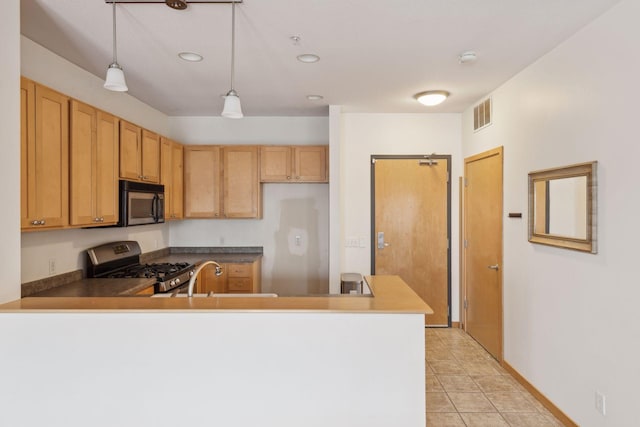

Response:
(170, 280), (176, 287)
(175, 278), (181, 285)
(189, 271), (194, 277)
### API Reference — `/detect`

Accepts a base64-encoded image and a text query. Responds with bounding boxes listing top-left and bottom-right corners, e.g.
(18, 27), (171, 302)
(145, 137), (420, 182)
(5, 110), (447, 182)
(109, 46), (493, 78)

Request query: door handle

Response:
(488, 264), (500, 270)
(377, 232), (388, 249)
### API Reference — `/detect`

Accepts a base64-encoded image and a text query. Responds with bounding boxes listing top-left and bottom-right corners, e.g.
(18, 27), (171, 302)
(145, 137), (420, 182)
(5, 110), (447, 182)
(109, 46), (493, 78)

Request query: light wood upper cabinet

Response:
(160, 137), (184, 220)
(70, 100), (119, 227)
(260, 145), (328, 182)
(119, 122), (160, 183)
(20, 78), (69, 230)
(141, 130), (160, 183)
(119, 120), (141, 181)
(223, 146), (261, 218)
(184, 145), (261, 219)
(184, 146), (222, 218)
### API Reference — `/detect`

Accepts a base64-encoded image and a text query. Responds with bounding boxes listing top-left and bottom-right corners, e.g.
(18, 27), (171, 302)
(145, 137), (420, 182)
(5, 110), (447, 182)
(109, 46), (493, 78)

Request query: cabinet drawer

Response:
(227, 263), (252, 277)
(227, 278), (252, 292)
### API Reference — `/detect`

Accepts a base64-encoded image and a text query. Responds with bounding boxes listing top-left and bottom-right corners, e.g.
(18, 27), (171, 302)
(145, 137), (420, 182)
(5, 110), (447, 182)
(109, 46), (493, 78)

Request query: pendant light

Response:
(104, 1), (128, 92)
(221, 0), (243, 118)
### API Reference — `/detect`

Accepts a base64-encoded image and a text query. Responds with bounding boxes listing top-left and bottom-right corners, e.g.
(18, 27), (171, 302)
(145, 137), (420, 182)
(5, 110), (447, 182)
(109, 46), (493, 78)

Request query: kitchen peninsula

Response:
(0, 275), (432, 427)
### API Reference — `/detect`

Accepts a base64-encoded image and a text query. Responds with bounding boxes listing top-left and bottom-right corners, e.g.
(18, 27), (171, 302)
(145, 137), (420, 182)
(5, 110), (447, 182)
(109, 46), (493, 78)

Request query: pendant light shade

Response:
(104, 64), (128, 92)
(222, 0), (242, 118)
(222, 90), (243, 118)
(104, 1), (128, 92)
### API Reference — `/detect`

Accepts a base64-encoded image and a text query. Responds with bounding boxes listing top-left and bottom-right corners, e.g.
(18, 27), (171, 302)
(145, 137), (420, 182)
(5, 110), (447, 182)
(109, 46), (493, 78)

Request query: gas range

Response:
(86, 241), (195, 293)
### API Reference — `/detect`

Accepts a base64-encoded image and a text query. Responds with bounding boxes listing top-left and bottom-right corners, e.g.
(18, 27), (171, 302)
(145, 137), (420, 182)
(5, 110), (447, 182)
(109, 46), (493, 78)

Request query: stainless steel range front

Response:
(86, 241), (195, 293)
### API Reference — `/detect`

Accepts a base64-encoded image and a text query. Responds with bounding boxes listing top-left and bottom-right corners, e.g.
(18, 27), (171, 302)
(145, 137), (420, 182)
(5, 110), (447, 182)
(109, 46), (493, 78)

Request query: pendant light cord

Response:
(230, 0), (236, 91)
(112, 1), (118, 65)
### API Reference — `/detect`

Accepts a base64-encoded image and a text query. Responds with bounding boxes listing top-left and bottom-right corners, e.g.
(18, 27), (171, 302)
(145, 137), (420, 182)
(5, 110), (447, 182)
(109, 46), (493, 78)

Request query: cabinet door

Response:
(171, 142), (184, 219)
(160, 138), (173, 220)
(20, 78), (34, 228)
(294, 146), (328, 182)
(260, 146), (292, 182)
(223, 146), (261, 218)
(198, 263), (227, 294)
(69, 100), (96, 226)
(21, 82), (69, 229)
(184, 146), (221, 218)
(141, 130), (160, 183)
(95, 111), (119, 224)
(119, 121), (141, 181)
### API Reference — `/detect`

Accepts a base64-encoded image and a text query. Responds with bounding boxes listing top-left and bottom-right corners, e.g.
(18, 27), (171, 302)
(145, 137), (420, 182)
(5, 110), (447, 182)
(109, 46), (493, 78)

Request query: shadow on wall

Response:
(271, 198), (328, 295)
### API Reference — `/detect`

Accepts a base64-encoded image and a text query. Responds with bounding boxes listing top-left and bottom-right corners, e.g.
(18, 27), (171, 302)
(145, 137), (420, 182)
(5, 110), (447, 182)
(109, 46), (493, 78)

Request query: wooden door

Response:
(95, 111), (119, 224)
(70, 100), (96, 226)
(184, 146), (221, 218)
(141, 130), (160, 183)
(373, 156), (450, 326)
(294, 146), (327, 182)
(464, 147), (503, 360)
(260, 146), (292, 182)
(119, 121), (141, 181)
(171, 142), (184, 219)
(223, 146), (261, 218)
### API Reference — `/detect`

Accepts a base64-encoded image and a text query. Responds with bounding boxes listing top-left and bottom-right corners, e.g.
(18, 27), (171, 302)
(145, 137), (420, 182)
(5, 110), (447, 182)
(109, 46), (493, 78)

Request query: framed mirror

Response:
(528, 161), (597, 253)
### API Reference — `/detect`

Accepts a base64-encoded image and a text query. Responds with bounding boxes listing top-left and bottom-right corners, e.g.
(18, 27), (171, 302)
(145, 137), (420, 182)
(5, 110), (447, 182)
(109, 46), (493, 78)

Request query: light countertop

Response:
(1, 275), (433, 315)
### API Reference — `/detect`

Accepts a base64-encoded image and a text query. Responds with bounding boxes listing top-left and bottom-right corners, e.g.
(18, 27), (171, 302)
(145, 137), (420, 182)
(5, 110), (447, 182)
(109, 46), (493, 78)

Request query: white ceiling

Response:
(21, 0), (621, 117)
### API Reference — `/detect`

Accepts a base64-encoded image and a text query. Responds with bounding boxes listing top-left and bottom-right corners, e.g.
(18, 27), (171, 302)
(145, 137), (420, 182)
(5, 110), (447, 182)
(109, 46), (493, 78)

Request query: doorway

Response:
(371, 155), (451, 326)
(462, 147), (503, 360)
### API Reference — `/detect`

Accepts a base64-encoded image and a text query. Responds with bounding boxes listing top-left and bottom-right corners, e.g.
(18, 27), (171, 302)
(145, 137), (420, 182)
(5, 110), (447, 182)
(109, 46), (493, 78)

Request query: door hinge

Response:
(447, 171), (450, 183)
(371, 158), (376, 164)
(464, 177), (468, 187)
(447, 238), (450, 249)
(464, 239), (468, 248)
(464, 299), (468, 309)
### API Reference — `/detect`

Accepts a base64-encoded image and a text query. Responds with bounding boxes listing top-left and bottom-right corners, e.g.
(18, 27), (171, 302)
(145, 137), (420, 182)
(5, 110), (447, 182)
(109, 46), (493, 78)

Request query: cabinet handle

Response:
(296, 176), (300, 180)
(94, 217), (100, 222)
(138, 175), (143, 179)
(100, 217), (104, 222)
(287, 176), (291, 180)
(31, 220), (44, 226)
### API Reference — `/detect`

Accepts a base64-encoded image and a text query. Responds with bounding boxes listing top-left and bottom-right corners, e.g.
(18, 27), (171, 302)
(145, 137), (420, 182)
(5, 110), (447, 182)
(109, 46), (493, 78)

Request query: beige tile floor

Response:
(425, 328), (564, 426)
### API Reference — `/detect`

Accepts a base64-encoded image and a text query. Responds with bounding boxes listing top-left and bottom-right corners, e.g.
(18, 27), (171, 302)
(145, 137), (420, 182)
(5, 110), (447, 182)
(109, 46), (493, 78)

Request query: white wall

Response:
(338, 114), (462, 319)
(462, 1), (639, 424)
(0, 312), (426, 427)
(0, 0), (21, 303)
(168, 117), (329, 295)
(20, 36), (171, 284)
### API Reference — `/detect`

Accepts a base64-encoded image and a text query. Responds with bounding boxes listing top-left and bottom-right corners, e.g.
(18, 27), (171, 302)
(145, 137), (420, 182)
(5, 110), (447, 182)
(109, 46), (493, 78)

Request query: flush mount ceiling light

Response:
(221, 0), (243, 118)
(165, 0), (188, 9)
(297, 54), (320, 63)
(458, 51), (477, 64)
(414, 90), (450, 106)
(104, 1), (128, 92)
(178, 52), (203, 62)
(306, 95), (324, 101)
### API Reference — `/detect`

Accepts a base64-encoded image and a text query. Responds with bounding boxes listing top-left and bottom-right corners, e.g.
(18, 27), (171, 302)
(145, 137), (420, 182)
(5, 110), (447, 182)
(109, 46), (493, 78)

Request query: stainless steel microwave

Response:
(118, 180), (165, 226)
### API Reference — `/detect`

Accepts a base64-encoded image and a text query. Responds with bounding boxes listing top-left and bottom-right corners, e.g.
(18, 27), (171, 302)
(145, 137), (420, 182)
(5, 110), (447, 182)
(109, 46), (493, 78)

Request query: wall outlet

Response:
(295, 235), (301, 246)
(595, 391), (606, 416)
(48, 259), (56, 275)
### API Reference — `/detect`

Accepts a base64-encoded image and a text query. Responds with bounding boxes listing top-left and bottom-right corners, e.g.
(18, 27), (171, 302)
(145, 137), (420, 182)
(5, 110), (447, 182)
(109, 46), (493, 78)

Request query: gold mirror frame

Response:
(528, 161), (597, 253)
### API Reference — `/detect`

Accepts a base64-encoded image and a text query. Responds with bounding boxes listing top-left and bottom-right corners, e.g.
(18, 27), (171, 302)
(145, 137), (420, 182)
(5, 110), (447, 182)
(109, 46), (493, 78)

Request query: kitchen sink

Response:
(152, 293), (278, 298)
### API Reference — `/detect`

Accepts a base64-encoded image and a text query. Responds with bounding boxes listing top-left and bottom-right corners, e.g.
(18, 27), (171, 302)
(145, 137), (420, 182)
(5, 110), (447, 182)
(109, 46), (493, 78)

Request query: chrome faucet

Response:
(187, 260), (223, 297)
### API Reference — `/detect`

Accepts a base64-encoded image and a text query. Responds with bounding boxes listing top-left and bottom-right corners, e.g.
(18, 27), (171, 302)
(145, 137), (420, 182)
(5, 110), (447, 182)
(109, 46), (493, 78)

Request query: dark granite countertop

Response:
(25, 247), (263, 298)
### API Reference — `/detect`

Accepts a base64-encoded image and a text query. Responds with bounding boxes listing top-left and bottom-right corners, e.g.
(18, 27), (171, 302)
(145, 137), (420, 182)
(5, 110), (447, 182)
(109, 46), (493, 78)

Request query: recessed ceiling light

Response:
(414, 91), (450, 106)
(297, 54), (320, 63)
(306, 95), (324, 101)
(178, 52), (203, 62)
